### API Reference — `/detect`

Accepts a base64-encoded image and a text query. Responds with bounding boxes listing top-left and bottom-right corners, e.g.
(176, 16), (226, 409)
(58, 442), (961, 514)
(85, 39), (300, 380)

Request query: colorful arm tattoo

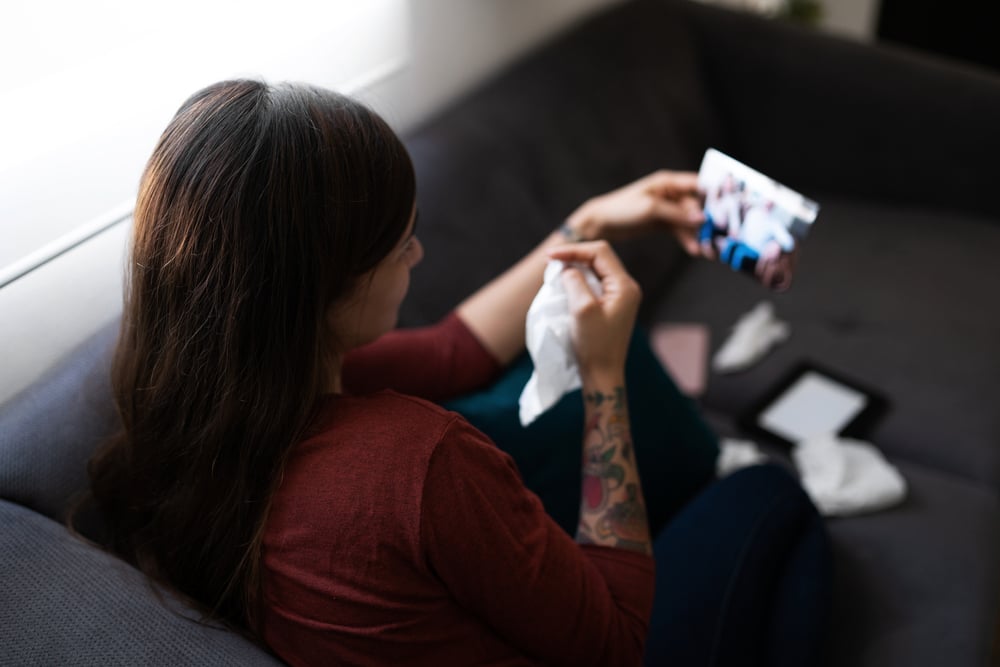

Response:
(577, 385), (652, 556)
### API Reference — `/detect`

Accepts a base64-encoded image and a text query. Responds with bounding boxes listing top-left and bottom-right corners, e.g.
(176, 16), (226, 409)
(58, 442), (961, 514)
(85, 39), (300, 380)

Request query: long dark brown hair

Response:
(78, 79), (415, 634)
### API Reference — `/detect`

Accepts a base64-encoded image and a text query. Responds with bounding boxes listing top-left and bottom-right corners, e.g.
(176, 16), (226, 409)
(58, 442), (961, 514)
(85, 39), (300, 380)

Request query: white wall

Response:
(0, 0), (623, 405)
(0, 223), (129, 403)
(694, 0), (881, 40)
(0, 0), (410, 274)
(365, 0), (626, 133)
(817, 0), (880, 41)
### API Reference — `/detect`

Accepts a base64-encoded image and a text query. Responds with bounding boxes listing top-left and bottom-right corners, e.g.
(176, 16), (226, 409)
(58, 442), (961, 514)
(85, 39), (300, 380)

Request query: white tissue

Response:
(716, 438), (768, 477)
(792, 434), (907, 517)
(713, 301), (789, 373)
(518, 261), (603, 427)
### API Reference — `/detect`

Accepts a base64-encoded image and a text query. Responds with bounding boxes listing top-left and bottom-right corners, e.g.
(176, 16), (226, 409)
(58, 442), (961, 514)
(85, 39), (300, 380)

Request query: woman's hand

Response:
(546, 241), (641, 380)
(563, 170), (705, 255)
(455, 172), (698, 367)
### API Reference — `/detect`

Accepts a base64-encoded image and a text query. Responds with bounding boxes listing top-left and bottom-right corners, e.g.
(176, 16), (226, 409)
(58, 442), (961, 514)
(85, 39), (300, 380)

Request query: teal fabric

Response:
(443, 331), (720, 536)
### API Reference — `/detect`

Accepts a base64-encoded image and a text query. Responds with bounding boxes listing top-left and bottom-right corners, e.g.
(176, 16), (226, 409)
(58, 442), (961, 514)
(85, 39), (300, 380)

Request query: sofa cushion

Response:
(822, 460), (1000, 667)
(0, 499), (281, 666)
(649, 197), (1000, 489)
(0, 319), (119, 522)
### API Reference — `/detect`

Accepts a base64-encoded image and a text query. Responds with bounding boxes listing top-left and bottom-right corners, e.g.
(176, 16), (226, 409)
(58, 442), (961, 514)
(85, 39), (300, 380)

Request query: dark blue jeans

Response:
(645, 464), (831, 667)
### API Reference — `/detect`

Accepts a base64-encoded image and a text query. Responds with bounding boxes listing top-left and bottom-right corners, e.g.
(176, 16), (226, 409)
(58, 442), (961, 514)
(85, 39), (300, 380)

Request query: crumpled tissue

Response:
(713, 301), (789, 373)
(518, 260), (602, 427)
(716, 438), (769, 477)
(792, 433), (908, 517)
(715, 435), (907, 517)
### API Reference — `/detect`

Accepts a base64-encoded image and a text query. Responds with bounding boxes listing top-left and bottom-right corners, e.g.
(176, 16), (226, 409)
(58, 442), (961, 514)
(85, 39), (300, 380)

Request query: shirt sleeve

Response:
(342, 312), (503, 401)
(420, 417), (655, 667)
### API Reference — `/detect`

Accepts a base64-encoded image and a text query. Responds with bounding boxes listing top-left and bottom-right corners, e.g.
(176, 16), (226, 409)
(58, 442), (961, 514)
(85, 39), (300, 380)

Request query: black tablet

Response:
(738, 361), (890, 448)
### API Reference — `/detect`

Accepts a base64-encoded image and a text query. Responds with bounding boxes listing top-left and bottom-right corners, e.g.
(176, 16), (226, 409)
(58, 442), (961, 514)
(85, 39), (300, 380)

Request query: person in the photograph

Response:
(742, 199), (796, 255)
(719, 198), (796, 286)
(756, 242), (797, 290)
(699, 172), (742, 258)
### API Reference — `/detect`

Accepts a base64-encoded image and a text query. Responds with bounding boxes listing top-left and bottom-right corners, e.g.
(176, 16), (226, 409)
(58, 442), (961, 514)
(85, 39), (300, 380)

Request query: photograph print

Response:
(697, 148), (820, 290)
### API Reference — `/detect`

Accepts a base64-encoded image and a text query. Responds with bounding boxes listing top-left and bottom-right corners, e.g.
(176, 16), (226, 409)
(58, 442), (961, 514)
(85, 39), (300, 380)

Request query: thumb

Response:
(677, 233), (701, 256)
(653, 198), (705, 226)
(561, 267), (597, 313)
(679, 195), (706, 224)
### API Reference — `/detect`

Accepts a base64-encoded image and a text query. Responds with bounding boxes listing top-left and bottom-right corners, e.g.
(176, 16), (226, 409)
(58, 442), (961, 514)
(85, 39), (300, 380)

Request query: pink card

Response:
(649, 323), (710, 398)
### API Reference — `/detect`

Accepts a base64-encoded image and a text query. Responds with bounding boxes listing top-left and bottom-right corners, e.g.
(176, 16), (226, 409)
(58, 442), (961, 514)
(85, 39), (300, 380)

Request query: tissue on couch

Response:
(793, 434), (908, 517)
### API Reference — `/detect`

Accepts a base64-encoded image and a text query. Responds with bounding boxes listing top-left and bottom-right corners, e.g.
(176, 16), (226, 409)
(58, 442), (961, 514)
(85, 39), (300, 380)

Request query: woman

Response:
(82, 80), (829, 666)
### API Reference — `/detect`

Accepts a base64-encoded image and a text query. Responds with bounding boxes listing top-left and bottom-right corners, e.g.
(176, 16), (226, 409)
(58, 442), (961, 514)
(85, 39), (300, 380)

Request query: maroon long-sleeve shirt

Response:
(261, 314), (655, 666)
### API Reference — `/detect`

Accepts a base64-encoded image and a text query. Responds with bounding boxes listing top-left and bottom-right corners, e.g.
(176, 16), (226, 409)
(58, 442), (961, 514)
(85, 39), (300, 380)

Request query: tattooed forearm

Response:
(577, 384), (652, 556)
(583, 387), (626, 410)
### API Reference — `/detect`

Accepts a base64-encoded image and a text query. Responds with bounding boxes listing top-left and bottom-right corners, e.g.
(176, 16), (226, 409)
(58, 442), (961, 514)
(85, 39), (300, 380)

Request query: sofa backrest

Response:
(399, 0), (726, 327)
(0, 318), (120, 522)
(0, 320), (286, 664)
(0, 497), (283, 665)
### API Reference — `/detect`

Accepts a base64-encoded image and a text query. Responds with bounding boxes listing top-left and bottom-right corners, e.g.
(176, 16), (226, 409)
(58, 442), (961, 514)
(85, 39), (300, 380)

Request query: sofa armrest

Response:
(0, 500), (282, 666)
(0, 319), (119, 523)
(674, 0), (1000, 219)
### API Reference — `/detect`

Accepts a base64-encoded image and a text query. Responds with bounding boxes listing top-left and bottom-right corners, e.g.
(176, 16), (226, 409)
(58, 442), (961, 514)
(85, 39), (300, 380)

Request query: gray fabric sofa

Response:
(2, 1), (998, 664)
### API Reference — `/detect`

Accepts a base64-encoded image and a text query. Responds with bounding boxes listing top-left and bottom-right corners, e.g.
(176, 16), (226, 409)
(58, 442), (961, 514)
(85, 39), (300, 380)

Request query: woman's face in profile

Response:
(329, 206), (423, 350)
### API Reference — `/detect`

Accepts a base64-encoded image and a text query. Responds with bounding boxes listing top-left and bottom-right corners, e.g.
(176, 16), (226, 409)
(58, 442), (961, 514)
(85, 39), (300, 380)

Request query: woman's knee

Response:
(713, 463), (827, 555)
(724, 463), (817, 514)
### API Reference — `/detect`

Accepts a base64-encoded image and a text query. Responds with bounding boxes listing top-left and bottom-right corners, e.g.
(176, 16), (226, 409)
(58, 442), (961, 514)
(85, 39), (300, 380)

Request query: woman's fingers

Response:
(552, 245), (640, 376)
(560, 171), (706, 243)
(640, 170), (701, 196)
(652, 196), (705, 226)
(546, 240), (628, 281)
(560, 267), (598, 313)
